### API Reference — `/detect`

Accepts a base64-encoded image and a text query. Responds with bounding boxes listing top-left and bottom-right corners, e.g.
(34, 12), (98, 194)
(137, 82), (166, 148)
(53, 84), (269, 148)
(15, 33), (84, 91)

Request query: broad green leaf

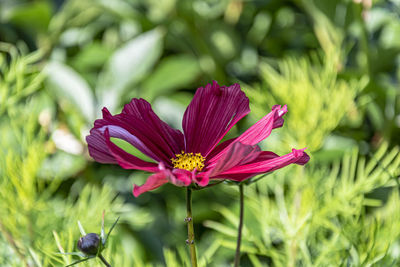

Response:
(142, 55), (201, 100)
(7, 1), (51, 33)
(97, 0), (139, 19)
(210, 29), (237, 59)
(248, 12), (272, 45)
(380, 21), (400, 49)
(71, 42), (113, 71)
(45, 62), (95, 121)
(97, 29), (164, 112)
(367, 8), (392, 32)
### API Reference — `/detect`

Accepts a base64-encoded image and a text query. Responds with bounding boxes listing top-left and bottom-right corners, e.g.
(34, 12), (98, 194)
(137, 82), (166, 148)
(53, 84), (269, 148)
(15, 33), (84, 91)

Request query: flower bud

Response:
(77, 233), (100, 255)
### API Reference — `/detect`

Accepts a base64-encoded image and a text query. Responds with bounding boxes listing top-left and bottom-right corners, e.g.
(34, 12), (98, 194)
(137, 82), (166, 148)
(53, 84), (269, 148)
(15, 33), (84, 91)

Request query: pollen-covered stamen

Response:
(171, 151), (205, 171)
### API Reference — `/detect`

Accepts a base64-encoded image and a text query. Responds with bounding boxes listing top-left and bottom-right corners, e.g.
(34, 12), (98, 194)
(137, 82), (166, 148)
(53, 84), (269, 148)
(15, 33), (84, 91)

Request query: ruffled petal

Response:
(133, 170), (169, 197)
(132, 164), (196, 197)
(171, 169), (193, 186)
(207, 105), (287, 164)
(94, 99), (184, 165)
(193, 172), (209, 187)
(182, 81), (250, 156)
(102, 128), (159, 172)
(214, 148), (310, 181)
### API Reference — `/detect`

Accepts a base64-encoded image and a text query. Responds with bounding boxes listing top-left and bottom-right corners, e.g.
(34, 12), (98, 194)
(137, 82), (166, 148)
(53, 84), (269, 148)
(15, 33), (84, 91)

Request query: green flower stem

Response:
(186, 188), (198, 267)
(234, 184), (244, 267)
(98, 254), (111, 267)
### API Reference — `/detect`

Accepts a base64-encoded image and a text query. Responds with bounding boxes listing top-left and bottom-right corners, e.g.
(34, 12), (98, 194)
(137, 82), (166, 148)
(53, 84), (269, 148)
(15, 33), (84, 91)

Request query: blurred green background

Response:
(1, 0), (400, 266)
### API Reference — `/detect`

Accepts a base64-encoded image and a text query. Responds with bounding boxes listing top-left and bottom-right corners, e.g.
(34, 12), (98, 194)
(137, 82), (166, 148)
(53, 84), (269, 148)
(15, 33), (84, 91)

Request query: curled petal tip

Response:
(291, 148), (303, 157)
(132, 185), (141, 197)
(271, 104), (288, 114)
(273, 104), (287, 115)
(101, 107), (111, 117)
(292, 148), (310, 165)
(103, 126), (109, 135)
(280, 104), (288, 115)
(272, 104), (287, 129)
(271, 104), (280, 109)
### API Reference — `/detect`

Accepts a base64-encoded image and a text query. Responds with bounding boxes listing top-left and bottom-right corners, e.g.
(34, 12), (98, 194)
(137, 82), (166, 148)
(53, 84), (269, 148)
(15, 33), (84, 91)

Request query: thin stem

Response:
(192, 180), (224, 190)
(0, 221), (30, 267)
(98, 254), (111, 267)
(186, 188), (198, 267)
(234, 184), (244, 267)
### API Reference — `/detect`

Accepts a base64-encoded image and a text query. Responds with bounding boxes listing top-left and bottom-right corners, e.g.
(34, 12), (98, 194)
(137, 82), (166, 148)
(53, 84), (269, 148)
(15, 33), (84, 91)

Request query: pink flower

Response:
(86, 81), (309, 197)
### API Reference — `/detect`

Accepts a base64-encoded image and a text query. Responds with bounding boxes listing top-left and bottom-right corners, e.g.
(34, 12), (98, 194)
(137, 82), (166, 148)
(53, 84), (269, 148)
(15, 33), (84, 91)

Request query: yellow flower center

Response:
(171, 151), (205, 171)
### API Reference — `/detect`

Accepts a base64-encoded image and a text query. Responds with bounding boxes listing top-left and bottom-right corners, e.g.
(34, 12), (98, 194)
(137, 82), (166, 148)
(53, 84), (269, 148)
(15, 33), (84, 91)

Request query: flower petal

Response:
(133, 171), (169, 197)
(206, 138), (236, 162)
(235, 104), (287, 145)
(96, 120), (160, 162)
(86, 129), (118, 164)
(171, 169), (193, 186)
(102, 128), (159, 172)
(215, 148), (310, 181)
(193, 174), (209, 187)
(182, 81), (250, 156)
(208, 105), (287, 164)
(133, 165), (196, 197)
(207, 142), (261, 177)
(94, 99), (185, 165)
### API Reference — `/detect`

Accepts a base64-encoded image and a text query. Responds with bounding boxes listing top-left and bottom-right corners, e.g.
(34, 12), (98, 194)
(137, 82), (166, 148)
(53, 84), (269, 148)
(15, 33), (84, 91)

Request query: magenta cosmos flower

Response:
(86, 81), (309, 197)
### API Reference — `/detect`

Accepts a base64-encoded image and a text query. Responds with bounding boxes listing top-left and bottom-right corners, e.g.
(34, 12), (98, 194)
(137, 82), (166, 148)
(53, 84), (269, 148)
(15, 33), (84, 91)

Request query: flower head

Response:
(77, 233), (100, 256)
(86, 81), (310, 197)
(57, 212), (119, 266)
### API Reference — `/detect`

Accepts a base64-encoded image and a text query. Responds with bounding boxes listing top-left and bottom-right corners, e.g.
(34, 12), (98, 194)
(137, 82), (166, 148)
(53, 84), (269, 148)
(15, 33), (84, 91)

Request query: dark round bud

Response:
(77, 233), (100, 255)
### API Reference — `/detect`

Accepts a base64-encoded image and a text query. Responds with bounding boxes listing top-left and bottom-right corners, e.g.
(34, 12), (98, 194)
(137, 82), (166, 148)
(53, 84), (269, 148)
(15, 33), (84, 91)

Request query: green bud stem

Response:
(234, 184), (244, 267)
(186, 188), (198, 267)
(98, 254), (111, 267)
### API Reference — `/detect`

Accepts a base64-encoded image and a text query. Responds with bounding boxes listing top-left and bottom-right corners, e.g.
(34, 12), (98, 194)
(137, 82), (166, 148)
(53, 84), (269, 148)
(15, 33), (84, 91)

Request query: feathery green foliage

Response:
(247, 6), (368, 152)
(0, 46), (154, 266)
(250, 54), (367, 151)
(207, 144), (400, 266)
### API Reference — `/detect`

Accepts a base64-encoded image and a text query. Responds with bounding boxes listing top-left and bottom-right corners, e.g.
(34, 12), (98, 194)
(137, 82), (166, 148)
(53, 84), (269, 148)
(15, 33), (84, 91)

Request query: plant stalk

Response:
(234, 184), (244, 267)
(186, 188), (198, 267)
(0, 221), (30, 267)
(98, 254), (111, 267)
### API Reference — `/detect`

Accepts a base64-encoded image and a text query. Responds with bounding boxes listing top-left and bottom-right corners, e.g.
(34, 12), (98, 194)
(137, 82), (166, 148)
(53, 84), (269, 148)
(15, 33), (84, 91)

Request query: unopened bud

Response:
(77, 233), (100, 255)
